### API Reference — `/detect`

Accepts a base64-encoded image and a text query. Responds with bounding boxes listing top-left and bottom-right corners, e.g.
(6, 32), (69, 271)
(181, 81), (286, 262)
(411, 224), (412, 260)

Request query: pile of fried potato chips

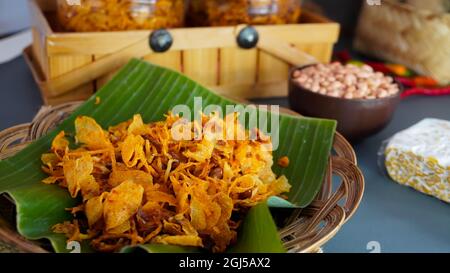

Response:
(42, 112), (291, 252)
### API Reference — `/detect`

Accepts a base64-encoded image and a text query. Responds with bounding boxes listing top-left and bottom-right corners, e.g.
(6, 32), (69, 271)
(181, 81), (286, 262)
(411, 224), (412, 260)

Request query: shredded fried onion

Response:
(42, 113), (291, 252)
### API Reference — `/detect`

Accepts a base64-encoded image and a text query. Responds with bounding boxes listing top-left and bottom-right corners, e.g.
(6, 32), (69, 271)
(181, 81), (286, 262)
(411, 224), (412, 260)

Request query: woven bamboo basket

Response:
(354, 0), (450, 84)
(0, 102), (364, 253)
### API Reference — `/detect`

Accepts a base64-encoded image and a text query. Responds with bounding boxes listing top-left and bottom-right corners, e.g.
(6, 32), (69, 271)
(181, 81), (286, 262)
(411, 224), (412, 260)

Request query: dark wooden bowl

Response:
(288, 66), (402, 141)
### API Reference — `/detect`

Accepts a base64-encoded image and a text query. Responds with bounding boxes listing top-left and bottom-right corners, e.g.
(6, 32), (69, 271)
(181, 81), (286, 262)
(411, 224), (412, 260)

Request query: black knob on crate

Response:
(149, 29), (173, 53)
(237, 26), (259, 49)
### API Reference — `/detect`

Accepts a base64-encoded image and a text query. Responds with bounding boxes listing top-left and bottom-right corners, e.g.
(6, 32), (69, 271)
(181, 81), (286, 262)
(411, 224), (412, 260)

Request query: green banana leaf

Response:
(0, 59), (336, 253)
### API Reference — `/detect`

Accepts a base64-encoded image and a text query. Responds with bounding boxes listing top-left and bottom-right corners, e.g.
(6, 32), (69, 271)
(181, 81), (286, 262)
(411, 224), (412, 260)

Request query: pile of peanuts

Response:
(292, 62), (400, 99)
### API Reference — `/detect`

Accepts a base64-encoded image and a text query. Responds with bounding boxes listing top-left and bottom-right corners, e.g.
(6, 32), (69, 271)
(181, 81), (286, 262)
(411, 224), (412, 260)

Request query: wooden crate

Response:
(27, 0), (339, 105)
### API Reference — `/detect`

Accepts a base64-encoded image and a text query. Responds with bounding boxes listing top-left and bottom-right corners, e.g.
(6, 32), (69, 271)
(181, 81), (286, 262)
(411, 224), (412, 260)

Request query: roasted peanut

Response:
(292, 62), (400, 99)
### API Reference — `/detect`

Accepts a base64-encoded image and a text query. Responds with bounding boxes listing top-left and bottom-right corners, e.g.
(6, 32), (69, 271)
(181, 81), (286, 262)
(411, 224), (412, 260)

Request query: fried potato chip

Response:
(229, 174), (258, 195)
(41, 153), (59, 168)
(41, 176), (61, 185)
(214, 193), (233, 223)
(108, 169), (153, 188)
(269, 175), (291, 195)
(127, 114), (149, 135)
(189, 188), (222, 232)
(75, 116), (111, 149)
(222, 162), (234, 182)
(63, 154), (99, 198)
(52, 221), (80, 241)
(108, 220), (132, 235)
(235, 143), (267, 174)
(85, 192), (108, 227)
(108, 119), (132, 142)
(51, 131), (69, 152)
(169, 174), (191, 213)
(52, 220), (91, 242)
(80, 175), (101, 201)
(172, 214), (198, 236)
(121, 134), (147, 168)
(103, 180), (144, 232)
(210, 223), (236, 253)
(146, 190), (177, 207)
(189, 196), (207, 231)
(163, 220), (183, 235)
(152, 235), (203, 247)
(140, 201), (174, 226)
(183, 138), (215, 162)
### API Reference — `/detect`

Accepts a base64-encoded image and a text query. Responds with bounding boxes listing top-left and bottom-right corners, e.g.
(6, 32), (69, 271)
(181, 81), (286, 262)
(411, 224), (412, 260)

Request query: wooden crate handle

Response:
(258, 34), (318, 67)
(44, 28), (320, 98)
(236, 24), (319, 67)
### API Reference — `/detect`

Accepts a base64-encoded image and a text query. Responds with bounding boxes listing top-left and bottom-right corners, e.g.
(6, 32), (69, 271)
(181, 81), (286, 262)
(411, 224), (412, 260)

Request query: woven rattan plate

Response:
(0, 102), (364, 253)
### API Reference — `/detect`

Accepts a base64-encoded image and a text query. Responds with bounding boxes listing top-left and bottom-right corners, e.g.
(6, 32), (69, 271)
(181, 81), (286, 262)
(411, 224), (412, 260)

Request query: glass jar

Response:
(188, 0), (302, 26)
(57, 0), (185, 32)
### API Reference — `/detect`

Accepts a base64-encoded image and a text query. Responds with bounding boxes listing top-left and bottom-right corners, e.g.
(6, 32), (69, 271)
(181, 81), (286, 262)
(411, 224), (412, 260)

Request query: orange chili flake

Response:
(277, 156), (289, 168)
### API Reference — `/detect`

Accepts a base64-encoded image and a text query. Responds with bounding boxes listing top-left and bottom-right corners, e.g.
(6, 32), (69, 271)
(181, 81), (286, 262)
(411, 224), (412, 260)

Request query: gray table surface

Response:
(1, 56), (449, 253)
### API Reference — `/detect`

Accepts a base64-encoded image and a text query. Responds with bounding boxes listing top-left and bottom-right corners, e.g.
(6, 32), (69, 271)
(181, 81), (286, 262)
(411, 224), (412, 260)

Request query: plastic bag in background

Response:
(377, 118), (450, 203)
(377, 138), (391, 178)
(405, 0), (450, 14)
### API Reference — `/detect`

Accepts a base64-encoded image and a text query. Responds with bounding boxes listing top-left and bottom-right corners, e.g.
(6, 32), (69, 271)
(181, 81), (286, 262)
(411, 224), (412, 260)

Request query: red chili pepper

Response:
(365, 62), (391, 74)
(396, 76), (439, 88)
(401, 87), (450, 99)
(413, 76), (438, 87)
(335, 50), (351, 63)
(385, 64), (412, 77)
(396, 77), (416, 87)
